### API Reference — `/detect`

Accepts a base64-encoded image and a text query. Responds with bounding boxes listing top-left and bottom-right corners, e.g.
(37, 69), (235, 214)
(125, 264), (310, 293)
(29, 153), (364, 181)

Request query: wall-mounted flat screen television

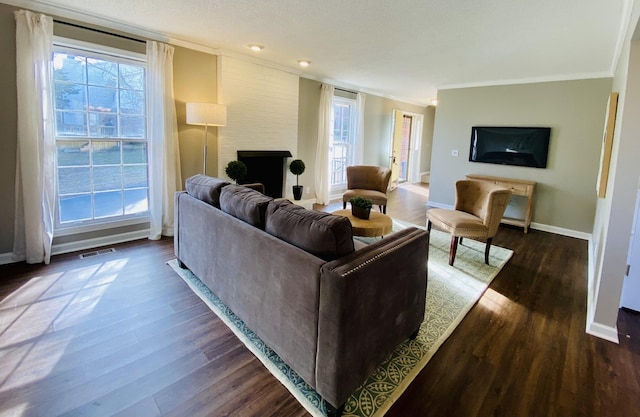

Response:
(469, 126), (551, 168)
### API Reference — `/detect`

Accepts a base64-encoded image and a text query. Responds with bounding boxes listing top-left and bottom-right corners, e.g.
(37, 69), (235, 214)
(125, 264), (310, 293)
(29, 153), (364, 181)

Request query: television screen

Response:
(469, 126), (551, 168)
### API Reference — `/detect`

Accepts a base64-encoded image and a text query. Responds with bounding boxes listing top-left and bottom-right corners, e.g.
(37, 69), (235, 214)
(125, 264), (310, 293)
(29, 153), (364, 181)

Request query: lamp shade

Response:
(186, 103), (227, 126)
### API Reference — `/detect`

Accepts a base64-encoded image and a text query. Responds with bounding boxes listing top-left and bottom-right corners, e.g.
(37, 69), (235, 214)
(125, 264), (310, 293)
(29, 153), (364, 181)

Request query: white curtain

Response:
(315, 84), (334, 205)
(354, 92), (366, 165)
(147, 41), (182, 240)
(13, 10), (55, 264)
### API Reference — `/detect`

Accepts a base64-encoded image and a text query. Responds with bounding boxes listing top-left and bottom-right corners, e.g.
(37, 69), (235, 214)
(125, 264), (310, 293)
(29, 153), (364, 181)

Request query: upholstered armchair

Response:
(342, 165), (392, 214)
(427, 180), (511, 266)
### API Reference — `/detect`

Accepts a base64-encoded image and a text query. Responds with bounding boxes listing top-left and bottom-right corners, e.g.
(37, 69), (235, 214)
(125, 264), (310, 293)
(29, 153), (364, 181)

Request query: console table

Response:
(466, 174), (536, 233)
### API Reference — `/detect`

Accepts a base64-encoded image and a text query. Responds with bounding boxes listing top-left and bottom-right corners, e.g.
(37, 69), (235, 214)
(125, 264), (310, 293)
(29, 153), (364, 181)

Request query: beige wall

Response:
(430, 79), (613, 233)
(297, 77), (434, 198)
(0, 3), (17, 253)
(173, 46), (218, 183)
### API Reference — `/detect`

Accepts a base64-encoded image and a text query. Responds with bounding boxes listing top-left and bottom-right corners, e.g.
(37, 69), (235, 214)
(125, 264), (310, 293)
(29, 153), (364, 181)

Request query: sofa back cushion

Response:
(265, 200), (354, 261)
(185, 174), (230, 208)
(220, 184), (273, 229)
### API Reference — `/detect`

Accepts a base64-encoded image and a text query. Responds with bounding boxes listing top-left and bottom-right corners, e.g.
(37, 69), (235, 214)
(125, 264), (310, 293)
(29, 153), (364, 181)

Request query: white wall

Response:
(218, 56), (299, 193)
(588, 5), (640, 342)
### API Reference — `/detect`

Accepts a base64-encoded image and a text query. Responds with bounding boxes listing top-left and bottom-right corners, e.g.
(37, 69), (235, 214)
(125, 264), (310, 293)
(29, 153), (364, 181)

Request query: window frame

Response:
(52, 37), (150, 236)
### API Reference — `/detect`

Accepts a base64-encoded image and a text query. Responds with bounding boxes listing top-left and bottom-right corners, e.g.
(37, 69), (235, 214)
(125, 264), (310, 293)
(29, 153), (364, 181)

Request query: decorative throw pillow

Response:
(220, 184), (273, 229)
(265, 200), (354, 261)
(185, 174), (230, 208)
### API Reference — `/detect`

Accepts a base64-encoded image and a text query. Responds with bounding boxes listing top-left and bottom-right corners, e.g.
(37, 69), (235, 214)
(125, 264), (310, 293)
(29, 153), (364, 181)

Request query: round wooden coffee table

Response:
(332, 209), (393, 237)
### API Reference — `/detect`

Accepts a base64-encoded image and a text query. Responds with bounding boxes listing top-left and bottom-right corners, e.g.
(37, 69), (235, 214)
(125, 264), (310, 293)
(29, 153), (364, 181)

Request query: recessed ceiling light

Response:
(298, 60), (311, 67)
(248, 44), (264, 52)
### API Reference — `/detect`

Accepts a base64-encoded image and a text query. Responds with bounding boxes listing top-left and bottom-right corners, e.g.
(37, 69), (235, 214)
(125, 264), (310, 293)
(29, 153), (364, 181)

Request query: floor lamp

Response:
(186, 103), (227, 175)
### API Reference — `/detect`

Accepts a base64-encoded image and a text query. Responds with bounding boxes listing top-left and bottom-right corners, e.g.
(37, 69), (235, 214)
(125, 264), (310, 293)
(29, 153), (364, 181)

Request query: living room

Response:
(1, 1), (640, 416)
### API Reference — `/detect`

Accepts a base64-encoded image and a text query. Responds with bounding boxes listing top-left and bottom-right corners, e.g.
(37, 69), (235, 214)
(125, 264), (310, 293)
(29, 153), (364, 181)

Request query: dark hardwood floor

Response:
(1, 183), (639, 417)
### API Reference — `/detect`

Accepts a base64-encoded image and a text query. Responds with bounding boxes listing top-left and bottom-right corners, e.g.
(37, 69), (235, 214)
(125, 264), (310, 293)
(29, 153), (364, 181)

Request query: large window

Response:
(330, 96), (357, 191)
(52, 44), (148, 230)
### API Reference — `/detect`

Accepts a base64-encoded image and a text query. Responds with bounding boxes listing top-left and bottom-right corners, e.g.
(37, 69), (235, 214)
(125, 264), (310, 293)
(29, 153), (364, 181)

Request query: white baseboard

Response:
(52, 229), (150, 256)
(586, 320), (619, 344)
(426, 200), (453, 210)
(530, 222), (591, 240)
(0, 230), (150, 265)
(0, 252), (19, 265)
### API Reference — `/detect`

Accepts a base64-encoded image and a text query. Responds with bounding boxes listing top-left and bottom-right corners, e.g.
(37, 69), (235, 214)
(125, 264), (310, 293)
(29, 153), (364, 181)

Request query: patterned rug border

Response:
(168, 222), (513, 417)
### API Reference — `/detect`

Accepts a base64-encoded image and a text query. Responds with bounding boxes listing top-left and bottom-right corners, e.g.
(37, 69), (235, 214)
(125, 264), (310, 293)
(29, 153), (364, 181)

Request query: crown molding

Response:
(438, 71), (613, 92)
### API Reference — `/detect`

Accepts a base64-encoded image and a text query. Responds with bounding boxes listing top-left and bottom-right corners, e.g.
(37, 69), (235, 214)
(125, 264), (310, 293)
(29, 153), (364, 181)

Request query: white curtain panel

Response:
(13, 10), (56, 264)
(315, 84), (334, 205)
(146, 41), (182, 239)
(354, 92), (366, 165)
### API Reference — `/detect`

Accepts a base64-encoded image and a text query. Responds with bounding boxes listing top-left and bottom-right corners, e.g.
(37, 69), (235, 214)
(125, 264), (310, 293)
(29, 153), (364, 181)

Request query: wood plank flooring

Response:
(1, 183), (639, 417)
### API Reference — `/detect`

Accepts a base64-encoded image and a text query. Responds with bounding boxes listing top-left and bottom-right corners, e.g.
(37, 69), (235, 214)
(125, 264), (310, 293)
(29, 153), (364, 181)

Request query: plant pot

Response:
(352, 205), (371, 220)
(292, 185), (303, 200)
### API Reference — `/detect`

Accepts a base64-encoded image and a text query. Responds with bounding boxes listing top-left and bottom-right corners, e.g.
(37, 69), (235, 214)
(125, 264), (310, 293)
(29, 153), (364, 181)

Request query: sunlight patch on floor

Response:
(0, 258), (130, 395)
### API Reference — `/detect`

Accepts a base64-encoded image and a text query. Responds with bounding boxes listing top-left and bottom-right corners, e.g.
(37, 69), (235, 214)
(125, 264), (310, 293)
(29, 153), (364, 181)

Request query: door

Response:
(389, 110), (424, 190)
(621, 183), (640, 311)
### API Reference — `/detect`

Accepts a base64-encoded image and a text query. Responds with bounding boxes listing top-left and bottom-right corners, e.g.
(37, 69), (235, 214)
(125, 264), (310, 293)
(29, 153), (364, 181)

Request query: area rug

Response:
(167, 219), (513, 417)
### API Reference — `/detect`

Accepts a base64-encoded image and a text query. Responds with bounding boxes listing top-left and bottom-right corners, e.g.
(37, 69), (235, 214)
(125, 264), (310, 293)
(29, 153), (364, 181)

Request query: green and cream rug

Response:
(168, 219), (513, 417)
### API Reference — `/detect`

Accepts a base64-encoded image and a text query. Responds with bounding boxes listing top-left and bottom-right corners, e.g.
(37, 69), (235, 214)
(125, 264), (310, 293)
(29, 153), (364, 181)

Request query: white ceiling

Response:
(19, 0), (631, 105)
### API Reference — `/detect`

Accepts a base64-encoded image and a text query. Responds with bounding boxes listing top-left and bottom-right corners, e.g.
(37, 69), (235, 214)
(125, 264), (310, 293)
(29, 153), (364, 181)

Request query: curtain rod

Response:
(53, 20), (146, 44)
(335, 87), (357, 94)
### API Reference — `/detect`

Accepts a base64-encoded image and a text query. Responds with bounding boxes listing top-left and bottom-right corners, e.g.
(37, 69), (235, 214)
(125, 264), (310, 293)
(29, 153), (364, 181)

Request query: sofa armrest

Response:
(315, 227), (429, 408)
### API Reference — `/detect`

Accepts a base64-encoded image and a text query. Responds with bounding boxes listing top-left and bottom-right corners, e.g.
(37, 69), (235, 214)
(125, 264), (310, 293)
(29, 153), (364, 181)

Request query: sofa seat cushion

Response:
(265, 200), (354, 261)
(185, 174), (230, 208)
(220, 184), (273, 229)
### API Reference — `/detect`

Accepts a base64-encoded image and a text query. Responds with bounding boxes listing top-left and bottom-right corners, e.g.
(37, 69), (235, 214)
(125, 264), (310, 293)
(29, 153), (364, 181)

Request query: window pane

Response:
(119, 64), (144, 90)
(89, 112), (118, 137)
(120, 115), (145, 138)
(87, 58), (117, 87)
(123, 165), (147, 189)
(56, 111), (87, 136)
(59, 194), (92, 223)
(92, 141), (121, 165)
(57, 141), (89, 167)
(54, 82), (86, 111)
(123, 141), (147, 164)
(58, 167), (90, 194)
(88, 86), (117, 113)
(120, 90), (145, 114)
(53, 53), (86, 83)
(124, 189), (148, 214)
(95, 191), (123, 218)
(93, 166), (122, 191)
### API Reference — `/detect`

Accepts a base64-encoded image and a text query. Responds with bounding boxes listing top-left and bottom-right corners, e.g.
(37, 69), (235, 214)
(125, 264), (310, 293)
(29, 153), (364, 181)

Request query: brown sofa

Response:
(174, 175), (429, 416)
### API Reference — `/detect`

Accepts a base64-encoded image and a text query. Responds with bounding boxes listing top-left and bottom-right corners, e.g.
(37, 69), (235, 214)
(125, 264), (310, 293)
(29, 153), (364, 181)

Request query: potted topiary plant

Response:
(225, 160), (247, 184)
(349, 196), (373, 220)
(289, 159), (305, 200)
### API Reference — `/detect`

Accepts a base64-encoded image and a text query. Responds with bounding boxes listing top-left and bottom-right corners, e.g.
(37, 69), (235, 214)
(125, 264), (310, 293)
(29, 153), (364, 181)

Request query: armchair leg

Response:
(484, 237), (492, 265)
(427, 219), (432, 232)
(449, 236), (459, 266)
(343, 201), (347, 209)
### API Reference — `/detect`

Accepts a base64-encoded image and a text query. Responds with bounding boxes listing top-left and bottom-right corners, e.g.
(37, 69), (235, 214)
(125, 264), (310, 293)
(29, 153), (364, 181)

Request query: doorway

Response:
(621, 183), (640, 311)
(389, 110), (424, 190)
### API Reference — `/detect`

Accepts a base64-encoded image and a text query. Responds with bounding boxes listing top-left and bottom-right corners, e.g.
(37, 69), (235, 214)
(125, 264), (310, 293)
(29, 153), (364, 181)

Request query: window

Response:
(52, 43), (148, 231)
(330, 96), (357, 191)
